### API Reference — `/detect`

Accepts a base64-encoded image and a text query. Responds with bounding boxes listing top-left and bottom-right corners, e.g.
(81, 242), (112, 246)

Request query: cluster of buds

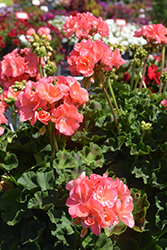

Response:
(130, 58), (144, 68)
(135, 46), (148, 61)
(108, 42), (126, 54)
(160, 71), (167, 83)
(141, 120), (153, 133)
(104, 68), (118, 81)
(12, 80), (27, 92)
(129, 44), (140, 54)
(26, 27), (53, 58)
(43, 59), (57, 76)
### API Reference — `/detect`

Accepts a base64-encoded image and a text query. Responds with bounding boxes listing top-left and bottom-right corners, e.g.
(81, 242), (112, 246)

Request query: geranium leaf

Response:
(20, 220), (46, 244)
(104, 220), (127, 236)
(28, 190), (58, 210)
(0, 188), (26, 226)
(17, 171), (38, 191)
(1, 153), (18, 170)
(36, 170), (55, 191)
(53, 151), (78, 170)
(130, 188), (150, 232)
(80, 142), (104, 168)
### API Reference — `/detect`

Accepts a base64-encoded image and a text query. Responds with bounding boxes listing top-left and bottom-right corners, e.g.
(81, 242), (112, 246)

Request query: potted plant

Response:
(0, 11), (167, 250)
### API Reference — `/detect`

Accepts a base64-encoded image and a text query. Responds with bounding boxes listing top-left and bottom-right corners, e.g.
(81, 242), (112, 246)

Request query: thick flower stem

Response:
(163, 80), (167, 93)
(50, 122), (59, 161)
(130, 61), (136, 91)
(103, 87), (120, 133)
(12, 104), (17, 131)
(159, 45), (165, 95)
(133, 63), (143, 90)
(139, 53), (149, 92)
(108, 78), (121, 116)
(39, 57), (43, 78)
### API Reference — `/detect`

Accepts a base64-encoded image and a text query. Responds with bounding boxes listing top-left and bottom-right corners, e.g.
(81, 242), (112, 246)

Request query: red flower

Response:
(7, 29), (18, 38)
(0, 42), (6, 48)
(123, 72), (130, 82)
(13, 39), (20, 46)
(0, 25), (6, 31)
(147, 64), (160, 84)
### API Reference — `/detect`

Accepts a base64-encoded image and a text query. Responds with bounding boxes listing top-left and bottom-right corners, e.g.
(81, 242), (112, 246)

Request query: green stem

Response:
(159, 45), (165, 94)
(108, 78), (121, 116)
(130, 61), (136, 91)
(139, 53), (149, 92)
(50, 122), (59, 161)
(139, 72), (147, 89)
(103, 87), (120, 133)
(7, 172), (19, 186)
(140, 226), (167, 250)
(39, 57), (43, 78)
(163, 80), (167, 93)
(133, 63), (143, 90)
(12, 104), (17, 131)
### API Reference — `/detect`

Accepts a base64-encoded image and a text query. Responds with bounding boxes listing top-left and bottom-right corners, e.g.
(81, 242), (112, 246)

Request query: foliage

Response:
(152, 0), (167, 26)
(0, 9), (167, 250)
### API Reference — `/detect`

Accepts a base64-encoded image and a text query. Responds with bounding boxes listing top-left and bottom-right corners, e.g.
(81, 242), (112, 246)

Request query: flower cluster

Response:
(15, 75), (88, 135)
(134, 24), (167, 45)
(66, 172), (134, 236)
(63, 11), (109, 40)
(0, 48), (43, 90)
(67, 39), (126, 77)
(0, 27), (88, 136)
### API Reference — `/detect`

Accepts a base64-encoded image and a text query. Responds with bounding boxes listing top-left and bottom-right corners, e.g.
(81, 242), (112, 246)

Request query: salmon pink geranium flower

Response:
(63, 12), (109, 40)
(51, 103), (83, 136)
(67, 39), (126, 78)
(134, 24), (167, 45)
(66, 172), (135, 236)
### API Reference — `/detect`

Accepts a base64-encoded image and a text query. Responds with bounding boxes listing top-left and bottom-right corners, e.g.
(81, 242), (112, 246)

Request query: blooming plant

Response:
(0, 10), (167, 250)
(66, 172), (134, 237)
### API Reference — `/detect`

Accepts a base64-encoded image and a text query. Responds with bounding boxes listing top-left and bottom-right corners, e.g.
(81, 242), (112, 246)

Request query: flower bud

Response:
(4, 97), (17, 105)
(35, 46), (47, 57)
(141, 120), (152, 132)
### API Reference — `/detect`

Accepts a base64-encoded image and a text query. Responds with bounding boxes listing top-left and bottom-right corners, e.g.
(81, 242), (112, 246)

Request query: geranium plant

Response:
(0, 11), (167, 250)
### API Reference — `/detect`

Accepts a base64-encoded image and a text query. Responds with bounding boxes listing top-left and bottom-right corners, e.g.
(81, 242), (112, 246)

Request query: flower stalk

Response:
(130, 60), (136, 91)
(133, 63), (143, 90)
(139, 53), (149, 92)
(39, 57), (43, 78)
(49, 122), (59, 161)
(159, 44), (166, 94)
(102, 86), (120, 133)
(12, 104), (17, 131)
(108, 78), (121, 116)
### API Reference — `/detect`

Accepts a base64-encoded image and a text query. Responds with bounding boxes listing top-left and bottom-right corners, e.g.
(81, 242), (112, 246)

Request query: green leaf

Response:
(28, 190), (58, 210)
(81, 142), (104, 168)
(104, 220), (127, 236)
(50, 215), (74, 246)
(36, 170), (55, 191)
(93, 233), (115, 250)
(17, 171), (38, 191)
(53, 150), (78, 170)
(130, 188), (150, 232)
(20, 220), (46, 244)
(0, 188), (26, 225)
(132, 161), (150, 184)
(1, 153), (18, 170)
